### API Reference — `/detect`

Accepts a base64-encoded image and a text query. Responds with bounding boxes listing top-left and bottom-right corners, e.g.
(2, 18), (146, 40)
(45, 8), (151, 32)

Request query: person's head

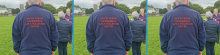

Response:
(214, 8), (218, 15)
(58, 11), (65, 19)
(140, 8), (145, 14)
(102, 0), (115, 6)
(175, 0), (189, 5)
(66, 8), (71, 15)
(205, 11), (213, 19)
(132, 11), (139, 19)
(28, 0), (41, 5)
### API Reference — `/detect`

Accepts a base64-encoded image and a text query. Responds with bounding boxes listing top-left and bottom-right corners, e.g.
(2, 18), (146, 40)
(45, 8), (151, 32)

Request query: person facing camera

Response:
(204, 11), (220, 55)
(130, 11), (146, 55)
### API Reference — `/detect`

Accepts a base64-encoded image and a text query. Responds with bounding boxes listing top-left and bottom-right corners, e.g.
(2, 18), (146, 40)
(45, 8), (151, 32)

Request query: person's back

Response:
(86, 0), (132, 55)
(130, 19), (145, 42)
(159, 1), (206, 55)
(56, 19), (72, 42)
(204, 19), (219, 43)
(12, 1), (59, 55)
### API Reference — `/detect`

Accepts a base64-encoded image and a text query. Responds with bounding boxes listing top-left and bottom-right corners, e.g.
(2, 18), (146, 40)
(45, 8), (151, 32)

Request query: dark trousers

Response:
(58, 42), (68, 55)
(132, 41), (142, 55)
(205, 42), (215, 55)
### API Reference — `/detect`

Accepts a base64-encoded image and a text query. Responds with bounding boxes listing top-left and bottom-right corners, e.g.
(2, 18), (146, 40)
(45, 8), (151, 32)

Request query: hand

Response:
(199, 51), (202, 55)
(52, 51), (55, 55)
(126, 51), (129, 55)
(91, 53), (94, 55)
(165, 53), (167, 55)
(17, 53), (20, 55)
(204, 19), (206, 21)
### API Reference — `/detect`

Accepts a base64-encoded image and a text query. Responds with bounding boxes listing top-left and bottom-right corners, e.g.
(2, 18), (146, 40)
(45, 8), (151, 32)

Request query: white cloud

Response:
(74, 0), (145, 9)
(0, 0), (71, 9)
(148, 0), (218, 9)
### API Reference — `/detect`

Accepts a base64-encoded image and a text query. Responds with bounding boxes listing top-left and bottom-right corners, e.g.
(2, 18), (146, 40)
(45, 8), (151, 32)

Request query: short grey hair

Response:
(102, 0), (113, 4)
(132, 11), (139, 19)
(205, 11), (213, 19)
(28, 0), (39, 4)
(140, 8), (144, 11)
(214, 8), (218, 11)
(175, 0), (187, 4)
(58, 11), (65, 19)
(66, 8), (70, 11)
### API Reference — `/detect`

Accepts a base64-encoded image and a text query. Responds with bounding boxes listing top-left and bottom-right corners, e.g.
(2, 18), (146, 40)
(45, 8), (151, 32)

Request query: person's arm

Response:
(49, 13), (59, 51)
(12, 15), (21, 53)
(217, 24), (220, 44)
(143, 23), (146, 44)
(86, 14), (95, 53)
(123, 13), (133, 51)
(69, 23), (72, 44)
(197, 13), (206, 51)
(159, 14), (169, 53)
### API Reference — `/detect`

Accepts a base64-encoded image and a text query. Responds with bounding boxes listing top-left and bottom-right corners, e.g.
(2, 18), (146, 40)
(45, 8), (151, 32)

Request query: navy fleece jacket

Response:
(12, 4), (59, 55)
(160, 4), (206, 55)
(86, 4), (133, 55)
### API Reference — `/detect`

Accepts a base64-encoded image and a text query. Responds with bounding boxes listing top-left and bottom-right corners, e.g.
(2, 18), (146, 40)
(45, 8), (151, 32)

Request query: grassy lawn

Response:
(0, 16), (72, 55)
(148, 16), (220, 55)
(74, 16), (146, 55)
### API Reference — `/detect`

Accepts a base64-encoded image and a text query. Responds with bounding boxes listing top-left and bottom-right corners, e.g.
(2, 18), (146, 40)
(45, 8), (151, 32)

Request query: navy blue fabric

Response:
(58, 42), (68, 55)
(160, 4), (206, 55)
(132, 41), (142, 55)
(56, 19), (72, 42)
(12, 4), (59, 55)
(86, 4), (133, 55)
(130, 19), (146, 42)
(204, 19), (220, 43)
(205, 42), (215, 55)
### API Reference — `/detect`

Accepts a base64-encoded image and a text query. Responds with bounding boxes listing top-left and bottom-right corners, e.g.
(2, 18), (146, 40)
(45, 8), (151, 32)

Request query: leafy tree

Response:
(205, 6), (214, 12)
(57, 6), (67, 13)
(12, 8), (20, 14)
(74, 5), (81, 8)
(191, 4), (204, 14)
(140, 0), (146, 8)
(0, 5), (7, 8)
(85, 8), (94, 14)
(117, 4), (131, 14)
(43, 4), (57, 14)
(159, 8), (168, 14)
(172, 2), (176, 8)
(66, 1), (72, 8)
(148, 5), (154, 8)
(214, 0), (220, 8)
(131, 6), (140, 13)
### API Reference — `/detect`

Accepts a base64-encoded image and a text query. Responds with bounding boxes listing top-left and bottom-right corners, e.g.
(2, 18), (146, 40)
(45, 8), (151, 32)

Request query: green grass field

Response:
(74, 16), (146, 55)
(148, 16), (220, 55)
(0, 16), (72, 55)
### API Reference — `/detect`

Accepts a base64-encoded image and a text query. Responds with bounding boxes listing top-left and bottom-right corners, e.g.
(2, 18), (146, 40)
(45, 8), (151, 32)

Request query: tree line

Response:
(75, 0), (146, 14)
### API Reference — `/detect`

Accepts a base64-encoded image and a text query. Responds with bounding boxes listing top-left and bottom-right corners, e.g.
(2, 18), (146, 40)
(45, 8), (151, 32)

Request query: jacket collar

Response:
(208, 18), (213, 21)
(173, 4), (191, 10)
(100, 4), (117, 10)
(60, 18), (66, 20)
(26, 4), (43, 10)
(134, 19), (139, 20)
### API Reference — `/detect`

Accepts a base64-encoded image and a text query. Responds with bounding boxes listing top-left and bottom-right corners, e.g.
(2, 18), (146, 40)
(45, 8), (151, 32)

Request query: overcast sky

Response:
(74, 0), (146, 9)
(148, 0), (218, 9)
(0, 0), (71, 9)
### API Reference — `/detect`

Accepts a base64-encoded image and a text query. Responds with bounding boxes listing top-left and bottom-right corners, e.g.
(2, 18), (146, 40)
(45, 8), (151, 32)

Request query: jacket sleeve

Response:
(143, 23), (146, 44)
(86, 14), (95, 53)
(12, 15), (21, 53)
(69, 23), (72, 43)
(159, 14), (169, 53)
(217, 24), (220, 44)
(197, 14), (206, 51)
(123, 13), (133, 51)
(49, 13), (59, 51)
